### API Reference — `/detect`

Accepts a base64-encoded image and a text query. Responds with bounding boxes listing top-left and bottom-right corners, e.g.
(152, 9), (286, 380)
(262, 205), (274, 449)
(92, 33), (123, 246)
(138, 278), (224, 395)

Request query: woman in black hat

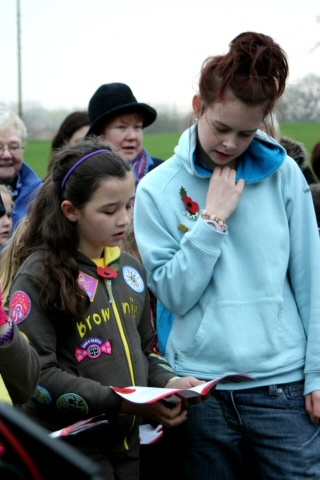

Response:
(87, 83), (163, 188)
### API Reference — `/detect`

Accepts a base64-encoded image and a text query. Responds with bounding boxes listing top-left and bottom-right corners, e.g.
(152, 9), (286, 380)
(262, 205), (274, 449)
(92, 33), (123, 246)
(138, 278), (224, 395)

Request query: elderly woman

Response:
(87, 83), (163, 188)
(0, 111), (42, 229)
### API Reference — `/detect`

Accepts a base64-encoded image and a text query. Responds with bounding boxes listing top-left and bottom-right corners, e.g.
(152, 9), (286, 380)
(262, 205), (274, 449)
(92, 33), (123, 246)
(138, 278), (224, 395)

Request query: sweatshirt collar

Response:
(178, 124), (287, 184)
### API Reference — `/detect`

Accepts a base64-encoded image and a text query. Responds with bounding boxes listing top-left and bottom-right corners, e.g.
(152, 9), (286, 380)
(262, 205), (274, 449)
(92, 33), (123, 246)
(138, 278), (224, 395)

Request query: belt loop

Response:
(268, 384), (278, 398)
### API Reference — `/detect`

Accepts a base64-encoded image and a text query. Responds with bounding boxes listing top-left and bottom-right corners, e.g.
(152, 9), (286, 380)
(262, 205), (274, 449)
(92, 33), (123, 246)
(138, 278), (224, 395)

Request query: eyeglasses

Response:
(0, 144), (24, 155)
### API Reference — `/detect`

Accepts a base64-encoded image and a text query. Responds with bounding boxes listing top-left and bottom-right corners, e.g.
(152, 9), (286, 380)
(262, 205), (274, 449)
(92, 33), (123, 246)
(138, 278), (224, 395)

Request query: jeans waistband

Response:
(215, 379), (304, 395)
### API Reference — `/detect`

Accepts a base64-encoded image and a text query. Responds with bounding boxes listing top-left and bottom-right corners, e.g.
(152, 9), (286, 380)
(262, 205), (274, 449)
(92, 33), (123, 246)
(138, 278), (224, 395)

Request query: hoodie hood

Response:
(174, 124), (287, 184)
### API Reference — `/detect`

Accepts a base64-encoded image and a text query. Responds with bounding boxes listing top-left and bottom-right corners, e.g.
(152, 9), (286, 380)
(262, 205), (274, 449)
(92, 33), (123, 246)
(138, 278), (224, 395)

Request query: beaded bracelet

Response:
(0, 319), (14, 346)
(200, 210), (228, 233)
(200, 209), (226, 223)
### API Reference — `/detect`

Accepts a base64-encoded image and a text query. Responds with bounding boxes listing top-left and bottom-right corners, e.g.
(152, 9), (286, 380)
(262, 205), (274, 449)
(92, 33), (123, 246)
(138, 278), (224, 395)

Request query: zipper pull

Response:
(174, 353), (178, 371)
(106, 279), (114, 303)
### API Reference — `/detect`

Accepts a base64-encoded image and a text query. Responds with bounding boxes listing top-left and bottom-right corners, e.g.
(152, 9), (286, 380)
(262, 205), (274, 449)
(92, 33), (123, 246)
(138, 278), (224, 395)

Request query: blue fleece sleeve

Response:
(283, 160), (320, 394)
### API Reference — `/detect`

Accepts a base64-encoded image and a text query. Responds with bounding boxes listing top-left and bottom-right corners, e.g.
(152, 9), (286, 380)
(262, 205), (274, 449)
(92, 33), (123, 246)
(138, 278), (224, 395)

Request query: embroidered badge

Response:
(123, 266), (145, 293)
(32, 385), (52, 404)
(180, 187), (199, 220)
(56, 393), (88, 414)
(75, 337), (112, 363)
(78, 272), (99, 301)
(9, 291), (31, 324)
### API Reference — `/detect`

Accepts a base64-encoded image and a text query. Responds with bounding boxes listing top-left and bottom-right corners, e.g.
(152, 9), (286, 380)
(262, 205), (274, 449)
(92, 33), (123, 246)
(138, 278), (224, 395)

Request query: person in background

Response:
(134, 31), (320, 479)
(280, 136), (317, 185)
(48, 111), (90, 175)
(87, 82), (163, 188)
(9, 137), (205, 480)
(311, 141), (320, 182)
(0, 216), (28, 308)
(0, 110), (42, 230)
(259, 113), (317, 184)
(0, 185), (13, 248)
(0, 288), (40, 405)
(0, 214), (39, 405)
(310, 183), (320, 231)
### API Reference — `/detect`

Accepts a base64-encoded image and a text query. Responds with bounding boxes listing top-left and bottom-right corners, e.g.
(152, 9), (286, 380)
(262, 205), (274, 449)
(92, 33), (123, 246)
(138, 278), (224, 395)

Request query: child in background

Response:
(0, 205), (37, 406)
(0, 185), (13, 248)
(135, 32), (320, 478)
(9, 138), (204, 480)
(0, 288), (40, 405)
(0, 201), (36, 405)
(0, 216), (28, 308)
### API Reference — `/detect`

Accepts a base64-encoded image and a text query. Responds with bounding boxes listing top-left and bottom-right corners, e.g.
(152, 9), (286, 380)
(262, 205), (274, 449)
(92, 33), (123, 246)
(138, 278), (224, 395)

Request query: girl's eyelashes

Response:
(212, 124), (227, 133)
(214, 125), (255, 138)
(239, 132), (255, 138)
(104, 203), (134, 215)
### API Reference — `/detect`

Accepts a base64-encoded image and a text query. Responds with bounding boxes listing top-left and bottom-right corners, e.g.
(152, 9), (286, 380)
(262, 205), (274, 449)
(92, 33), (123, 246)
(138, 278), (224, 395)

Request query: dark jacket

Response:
(9, 247), (175, 454)
(280, 136), (317, 185)
(148, 156), (163, 172)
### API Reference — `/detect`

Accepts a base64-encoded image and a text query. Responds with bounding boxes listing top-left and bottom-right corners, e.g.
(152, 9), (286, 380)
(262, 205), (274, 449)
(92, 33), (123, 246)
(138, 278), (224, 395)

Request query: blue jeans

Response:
(164, 381), (320, 480)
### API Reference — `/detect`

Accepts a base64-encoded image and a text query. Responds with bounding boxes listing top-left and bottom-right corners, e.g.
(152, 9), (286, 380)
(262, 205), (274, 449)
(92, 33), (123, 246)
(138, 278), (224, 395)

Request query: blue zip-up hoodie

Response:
(134, 125), (320, 394)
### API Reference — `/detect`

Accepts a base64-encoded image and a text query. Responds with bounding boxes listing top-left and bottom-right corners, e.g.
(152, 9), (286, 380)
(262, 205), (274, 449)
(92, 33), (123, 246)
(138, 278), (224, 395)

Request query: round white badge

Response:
(123, 266), (145, 293)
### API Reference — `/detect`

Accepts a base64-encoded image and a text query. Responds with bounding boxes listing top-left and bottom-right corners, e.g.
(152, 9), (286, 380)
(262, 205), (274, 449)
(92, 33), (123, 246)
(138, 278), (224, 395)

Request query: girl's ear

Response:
(61, 200), (79, 223)
(192, 94), (203, 117)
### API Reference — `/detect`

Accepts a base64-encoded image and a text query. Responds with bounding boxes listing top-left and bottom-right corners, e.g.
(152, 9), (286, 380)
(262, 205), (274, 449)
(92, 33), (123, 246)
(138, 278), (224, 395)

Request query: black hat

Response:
(87, 83), (157, 135)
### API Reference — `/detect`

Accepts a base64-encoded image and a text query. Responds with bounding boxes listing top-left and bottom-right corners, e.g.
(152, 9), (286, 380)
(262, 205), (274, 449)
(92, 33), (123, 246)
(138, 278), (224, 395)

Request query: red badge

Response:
(97, 266), (118, 279)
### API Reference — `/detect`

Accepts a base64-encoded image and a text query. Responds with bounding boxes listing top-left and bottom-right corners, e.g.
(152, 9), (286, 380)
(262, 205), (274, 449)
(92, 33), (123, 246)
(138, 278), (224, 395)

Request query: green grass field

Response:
(24, 125), (320, 179)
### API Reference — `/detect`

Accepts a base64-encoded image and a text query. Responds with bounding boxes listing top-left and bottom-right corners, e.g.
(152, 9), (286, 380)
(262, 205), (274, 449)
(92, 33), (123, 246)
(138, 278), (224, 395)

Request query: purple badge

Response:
(78, 272), (99, 301)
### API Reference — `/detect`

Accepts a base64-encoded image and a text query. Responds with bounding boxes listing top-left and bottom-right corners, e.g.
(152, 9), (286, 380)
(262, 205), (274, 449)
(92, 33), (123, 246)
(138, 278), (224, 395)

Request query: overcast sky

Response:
(1, 0), (320, 114)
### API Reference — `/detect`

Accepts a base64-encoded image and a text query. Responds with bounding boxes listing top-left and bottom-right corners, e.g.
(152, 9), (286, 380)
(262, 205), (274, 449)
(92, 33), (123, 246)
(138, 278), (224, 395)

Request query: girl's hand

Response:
(121, 398), (187, 428)
(205, 166), (244, 220)
(165, 376), (210, 407)
(164, 375), (206, 390)
(305, 391), (320, 424)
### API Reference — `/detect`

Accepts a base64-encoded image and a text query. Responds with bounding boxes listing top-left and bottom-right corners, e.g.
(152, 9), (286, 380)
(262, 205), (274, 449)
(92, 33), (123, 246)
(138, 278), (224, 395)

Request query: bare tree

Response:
(146, 105), (191, 134)
(277, 74), (320, 122)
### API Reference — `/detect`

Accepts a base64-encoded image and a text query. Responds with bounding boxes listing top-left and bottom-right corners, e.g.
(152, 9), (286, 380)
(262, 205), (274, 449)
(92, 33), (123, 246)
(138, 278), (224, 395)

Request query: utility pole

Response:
(17, 0), (22, 119)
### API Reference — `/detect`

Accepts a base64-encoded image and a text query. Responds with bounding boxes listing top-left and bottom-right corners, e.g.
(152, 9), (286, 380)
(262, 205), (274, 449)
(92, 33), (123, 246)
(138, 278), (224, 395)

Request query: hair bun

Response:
(199, 31), (288, 116)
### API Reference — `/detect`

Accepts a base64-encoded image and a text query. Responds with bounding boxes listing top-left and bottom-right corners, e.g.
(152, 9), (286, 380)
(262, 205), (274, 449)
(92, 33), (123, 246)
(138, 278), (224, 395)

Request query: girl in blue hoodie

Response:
(134, 32), (320, 479)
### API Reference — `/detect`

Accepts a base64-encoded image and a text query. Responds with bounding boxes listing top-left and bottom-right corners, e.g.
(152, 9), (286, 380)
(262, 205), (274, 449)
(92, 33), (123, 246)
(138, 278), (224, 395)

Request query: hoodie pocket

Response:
(174, 296), (306, 377)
